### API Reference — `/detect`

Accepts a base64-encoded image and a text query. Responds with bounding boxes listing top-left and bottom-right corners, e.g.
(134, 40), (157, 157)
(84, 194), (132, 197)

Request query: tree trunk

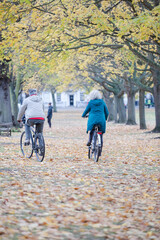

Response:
(126, 92), (137, 125)
(103, 90), (114, 121)
(51, 89), (57, 112)
(139, 89), (147, 129)
(114, 95), (118, 123)
(152, 69), (160, 132)
(117, 96), (126, 123)
(0, 80), (12, 125)
(0, 61), (12, 125)
(15, 72), (21, 99)
(108, 97), (114, 121)
(10, 81), (19, 126)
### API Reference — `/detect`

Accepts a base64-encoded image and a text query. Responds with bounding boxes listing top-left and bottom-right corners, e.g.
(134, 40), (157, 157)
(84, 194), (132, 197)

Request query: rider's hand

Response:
(18, 120), (22, 123)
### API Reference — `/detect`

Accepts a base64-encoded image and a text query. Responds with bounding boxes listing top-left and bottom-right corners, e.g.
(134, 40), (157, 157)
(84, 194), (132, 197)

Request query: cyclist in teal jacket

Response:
(82, 90), (109, 146)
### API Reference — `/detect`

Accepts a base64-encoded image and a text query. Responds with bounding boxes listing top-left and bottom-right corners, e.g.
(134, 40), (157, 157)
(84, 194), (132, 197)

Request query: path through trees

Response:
(0, 110), (159, 239)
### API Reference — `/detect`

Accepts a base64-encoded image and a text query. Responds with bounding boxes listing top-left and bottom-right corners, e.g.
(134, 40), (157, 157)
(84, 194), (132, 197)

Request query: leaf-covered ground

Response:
(0, 109), (160, 240)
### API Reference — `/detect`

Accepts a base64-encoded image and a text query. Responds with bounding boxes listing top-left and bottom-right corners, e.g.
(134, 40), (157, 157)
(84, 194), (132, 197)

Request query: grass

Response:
(135, 107), (155, 127)
(0, 145), (4, 153)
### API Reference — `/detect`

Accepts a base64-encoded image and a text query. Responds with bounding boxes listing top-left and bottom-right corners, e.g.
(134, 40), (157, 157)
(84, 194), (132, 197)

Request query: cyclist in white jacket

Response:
(17, 89), (45, 145)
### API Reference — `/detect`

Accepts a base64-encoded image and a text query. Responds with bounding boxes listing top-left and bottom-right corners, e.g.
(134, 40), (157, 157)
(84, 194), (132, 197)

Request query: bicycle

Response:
(20, 125), (45, 162)
(88, 124), (102, 162)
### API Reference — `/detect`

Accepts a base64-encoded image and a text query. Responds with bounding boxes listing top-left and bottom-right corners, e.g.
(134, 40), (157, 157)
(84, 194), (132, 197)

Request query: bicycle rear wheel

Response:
(20, 131), (33, 158)
(94, 134), (101, 162)
(35, 134), (45, 162)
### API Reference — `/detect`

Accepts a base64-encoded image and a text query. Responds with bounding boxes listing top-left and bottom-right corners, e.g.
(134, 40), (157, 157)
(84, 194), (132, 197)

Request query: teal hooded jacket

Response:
(82, 99), (109, 133)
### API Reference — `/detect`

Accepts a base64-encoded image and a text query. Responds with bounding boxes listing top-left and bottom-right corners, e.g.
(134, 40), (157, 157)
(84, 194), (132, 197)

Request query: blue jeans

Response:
(25, 119), (44, 141)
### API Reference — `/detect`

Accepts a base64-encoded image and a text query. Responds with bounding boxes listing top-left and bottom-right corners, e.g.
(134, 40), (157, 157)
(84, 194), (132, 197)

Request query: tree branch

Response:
(124, 40), (160, 71)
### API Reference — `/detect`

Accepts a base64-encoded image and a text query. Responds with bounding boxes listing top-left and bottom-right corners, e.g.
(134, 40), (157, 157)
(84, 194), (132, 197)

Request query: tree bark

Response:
(152, 69), (160, 132)
(0, 61), (12, 125)
(10, 81), (19, 126)
(103, 90), (114, 121)
(0, 80), (12, 125)
(139, 89), (147, 129)
(114, 95), (118, 123)
(126, 92), (137, 125)
(117, 96), (126, 123)
(51, 89), (57, 112)
(15, 72), (21, 99)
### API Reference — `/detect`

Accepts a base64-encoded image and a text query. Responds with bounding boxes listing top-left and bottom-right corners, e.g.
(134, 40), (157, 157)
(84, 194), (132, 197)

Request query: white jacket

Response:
(17, 95), (45, 122)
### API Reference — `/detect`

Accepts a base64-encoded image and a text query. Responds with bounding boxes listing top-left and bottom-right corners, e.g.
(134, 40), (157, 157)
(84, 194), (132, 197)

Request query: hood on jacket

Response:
(29, 89), (37, 96)
(90, 99), (103, 106)
(29, 95), (42, 102)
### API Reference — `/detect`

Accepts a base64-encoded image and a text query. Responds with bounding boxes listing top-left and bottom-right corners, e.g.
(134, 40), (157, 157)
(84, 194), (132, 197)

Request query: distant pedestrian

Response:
(47, 103), (53, 128)
(147, 99), (151, 108)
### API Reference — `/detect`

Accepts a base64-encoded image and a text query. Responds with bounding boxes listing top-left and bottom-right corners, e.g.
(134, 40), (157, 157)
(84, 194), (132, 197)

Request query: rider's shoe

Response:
(39, 147), (44, 156)
(39, 152), (44, 156)
(24, 139), (30, 146)
(87, 132), (93, 146)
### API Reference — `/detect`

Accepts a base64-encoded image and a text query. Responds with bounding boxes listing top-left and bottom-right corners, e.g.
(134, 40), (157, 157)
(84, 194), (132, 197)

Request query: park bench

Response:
(0, 122), (12, 137)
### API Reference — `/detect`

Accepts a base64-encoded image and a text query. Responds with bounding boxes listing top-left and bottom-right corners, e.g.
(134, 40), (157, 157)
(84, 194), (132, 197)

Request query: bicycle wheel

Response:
(35, 134), (45, 162)
(88, 146), (91, 159)
(20, 131), (33, 158)
(89, 131), (96, 160)
(94, 134), (101, 162)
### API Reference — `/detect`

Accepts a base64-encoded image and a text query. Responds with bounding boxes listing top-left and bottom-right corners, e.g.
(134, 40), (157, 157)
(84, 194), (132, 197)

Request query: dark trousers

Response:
(25, 119), (44, 140)
(47, 118), (52, 128)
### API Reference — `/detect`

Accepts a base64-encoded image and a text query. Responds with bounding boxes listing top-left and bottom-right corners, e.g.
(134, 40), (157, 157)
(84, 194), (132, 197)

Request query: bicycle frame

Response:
(30, 126), (42, 150)
(95, 126), (102, 147)
(84, 115), (104, 162)
(20, 124), (45, 162)
(88, 125), (102, 162)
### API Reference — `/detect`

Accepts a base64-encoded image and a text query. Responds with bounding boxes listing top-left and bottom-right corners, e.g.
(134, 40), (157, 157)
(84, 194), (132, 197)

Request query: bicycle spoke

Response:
(94, 133), (101, 162)
(20, 131), (33, 158)
(35, 134), (45, 162)
(88, 147), (91, 159)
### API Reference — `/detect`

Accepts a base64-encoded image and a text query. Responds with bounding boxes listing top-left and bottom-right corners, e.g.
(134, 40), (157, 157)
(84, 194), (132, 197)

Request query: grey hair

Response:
(89, 90), (102, 100)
